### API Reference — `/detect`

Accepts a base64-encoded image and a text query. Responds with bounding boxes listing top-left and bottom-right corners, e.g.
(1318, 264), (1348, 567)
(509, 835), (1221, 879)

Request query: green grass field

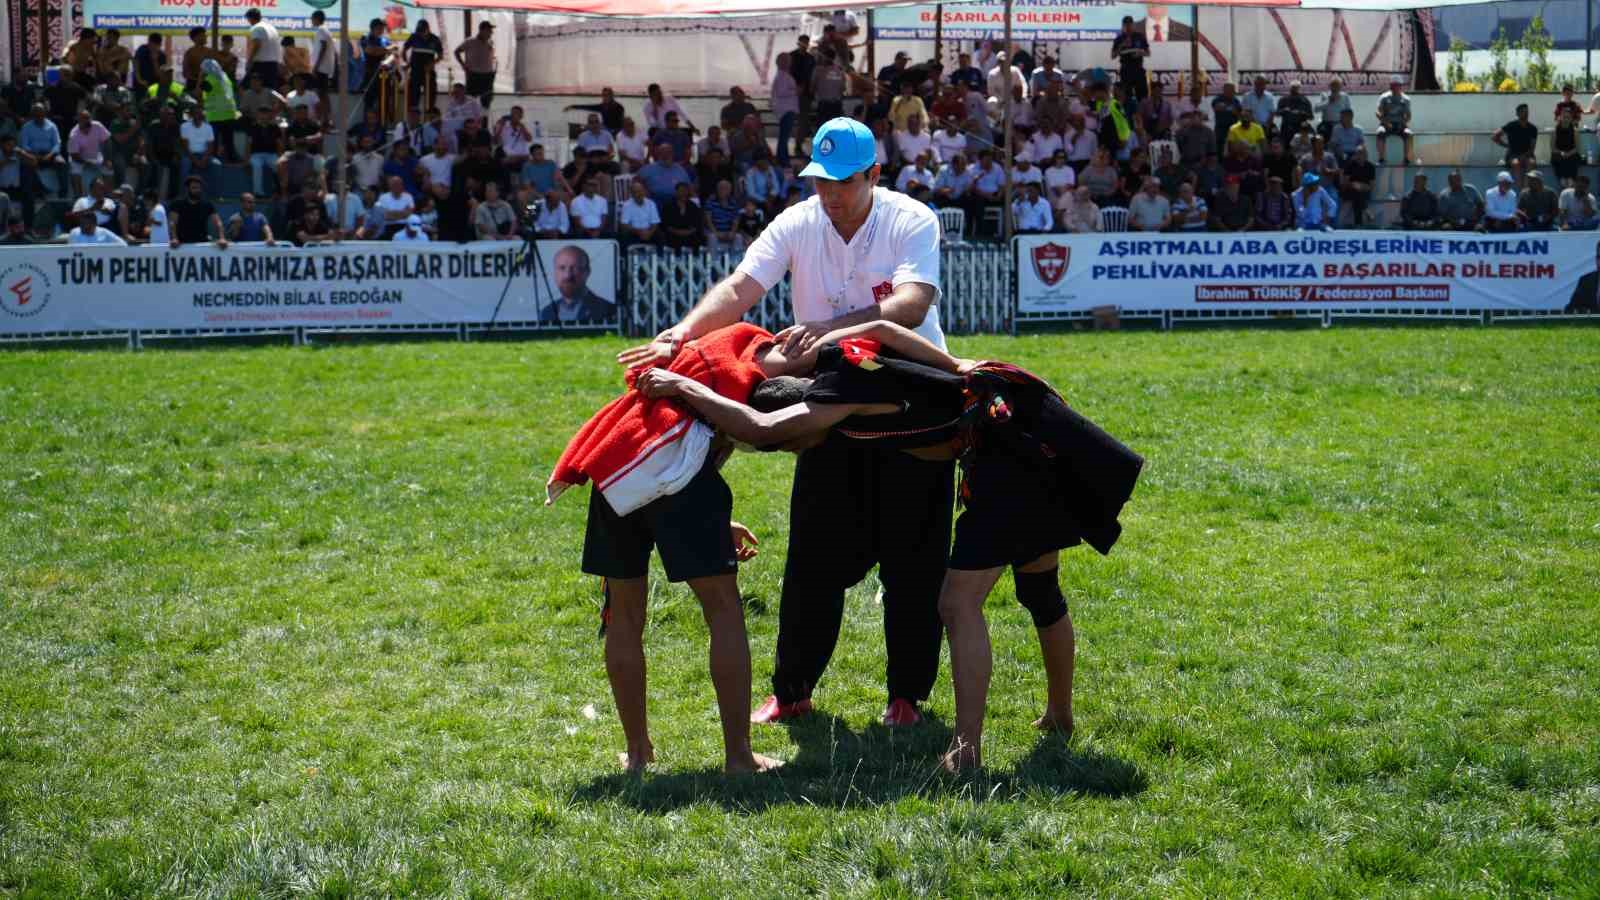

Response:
(2, 327), (1598, 898)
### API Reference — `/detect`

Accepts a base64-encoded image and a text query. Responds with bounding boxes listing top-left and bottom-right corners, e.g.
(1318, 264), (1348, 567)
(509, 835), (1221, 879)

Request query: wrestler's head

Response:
(748, 376), (827, 452)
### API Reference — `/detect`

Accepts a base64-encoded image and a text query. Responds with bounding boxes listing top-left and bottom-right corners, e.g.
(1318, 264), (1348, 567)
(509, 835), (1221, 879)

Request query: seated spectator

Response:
(1559, 174), (1599, 230)
(1171, 182), (1208, 231)
(1551, 109), (1581, 187)
(495, 106), (534, 173)
(734, 197), (766, 244)
(729, 114), (771, 171)
(784, 157), (814, 201)
(1210, 175), (1253, 231)
(888, 80), (927, 133)
(458, 139), (507, 199)
(1226, 108), (1266, 152)
(1191, 152), (1225, 201)
(474, 180), (517, 239)
(636, 143), (692, 206)
(282, 181), (321, 231)
(325, 179), (368, 234)
(1492, 104), (1539, 172)
(534, 190), (570, 237)
(894, 113), (934, 168)
(1241, 76), (1276, 135)
(1042, 150), (1076, 201)
(1374, 76), (1413, 166)
(1222, 139), (1263, 197)
(66, 108), (112, 196)
(1117, 147), (1150, 196)
(1293, 172), (1337, 231)
(1137, 85), (1174, 142)
(244, 105), (283, 197)
(575, 113), (615, 162)
(73, 177), (119, 231)
(695, 147), (736, 202)
(1315, 77), (1352, 141)
(1399, 174), (1439, 229)
(1275, 82), (1313, 145)
(614, 117), (648, 171)
(695, 125), (730, 163)
(1517, 171), (1557, 231)
(167, 175), (227, 247)
(521, 143), (559, 195)
(719, 85), (758, 132)
(393, 107), (437, 158)
(1327, 108), (1363, 164)
(932, 118), (968, 165)
(1174, 110), (1212, 168)
(383, 141), (422, 198)
(617, 179), (660, 247)
(1128, 178), (1171, 231)
(1340, 145), (1376, 226)
(287, 74), (323, 123)
(1058, 185), (1101, 233)
(350, 134), (385, 193)
(294, 203), (336, 245)
(1173, 80), (1211, 129)
(1254, 176), (1294, 230)
(66, 199), (126, 245)
(564, 86), (625, 133)
(373, 175), (415, 238)
(237, 72), (285, 121)
(177, 104), (221, 194)
(132, 188), (169, 243)
(704, 179), (742, 249)
(744, 155), (782, 212)
(568, 178), (609, 238)
(1261, 139), (1296, 191)
(442, 83), (484, 144)
(413, 193), (439, 238)
(0, 215), (31, 244)
(658, 181), (704, 249)
(652, 111), (693, 164)
(1011, 182), (1052, 233)
(1211, 81), (1243, 150)
(432, 181), (472, 241)
(1298, 136), (1336, 190)
(1287, 120), (1317, 158)
(895, 151), (937, 193)
(277, 105), (325, 196)
(418, 136), (456, 193)
(1482, 171), (1520, 232)
(1555, 84), (1582, 125)
(1151, 147), (1187, 197)
(968, 149), (1006, 226)
(393, 213), (430, 242)
(1079, 147), (1122, 207)
(932, 153), (975, 208)
(225, 191), (276, 244)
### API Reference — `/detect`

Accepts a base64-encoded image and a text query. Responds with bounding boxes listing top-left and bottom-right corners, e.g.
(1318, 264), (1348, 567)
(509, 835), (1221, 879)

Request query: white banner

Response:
(0, 240), (619, 335)
(1017, 231), (1597, 314)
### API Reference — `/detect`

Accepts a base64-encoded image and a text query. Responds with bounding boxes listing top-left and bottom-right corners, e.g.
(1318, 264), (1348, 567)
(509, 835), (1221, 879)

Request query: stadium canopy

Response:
(411, 0), (1499, 15)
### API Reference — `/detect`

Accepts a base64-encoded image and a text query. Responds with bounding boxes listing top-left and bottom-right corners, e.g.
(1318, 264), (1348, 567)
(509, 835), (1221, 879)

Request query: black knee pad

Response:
(1014, 567), (1067, 629)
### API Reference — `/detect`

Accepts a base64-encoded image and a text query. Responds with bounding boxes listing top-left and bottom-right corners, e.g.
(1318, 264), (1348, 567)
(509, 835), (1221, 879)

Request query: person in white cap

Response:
(1483, 170), (1520, 232)
(616, 116), (951, 728)
(392, 213), (430, 242)
(67, 198), (126, 245)
(1374, 76), (1414, 166)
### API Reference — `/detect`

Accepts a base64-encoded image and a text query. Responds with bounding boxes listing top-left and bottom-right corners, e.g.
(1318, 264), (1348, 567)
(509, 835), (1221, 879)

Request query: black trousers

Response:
(772, 439), (954, 705)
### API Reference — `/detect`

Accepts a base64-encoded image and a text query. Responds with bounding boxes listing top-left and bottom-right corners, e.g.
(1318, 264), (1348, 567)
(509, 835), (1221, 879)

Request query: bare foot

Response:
(1033, 709), (1075, 736)
(618, 747), (655, 773)
(941, 738), (982, 773)
(725, 752), (784, 774)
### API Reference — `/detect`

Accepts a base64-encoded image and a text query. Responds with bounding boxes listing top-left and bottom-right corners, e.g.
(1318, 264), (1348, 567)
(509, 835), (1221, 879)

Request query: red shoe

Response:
(882, 698), (923, 727)
(751, 695), (813, 724)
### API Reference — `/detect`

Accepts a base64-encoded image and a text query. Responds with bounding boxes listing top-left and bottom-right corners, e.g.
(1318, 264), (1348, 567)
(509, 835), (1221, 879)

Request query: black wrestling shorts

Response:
(581, 458), (737, 583)
(949, 443), (1082, 571)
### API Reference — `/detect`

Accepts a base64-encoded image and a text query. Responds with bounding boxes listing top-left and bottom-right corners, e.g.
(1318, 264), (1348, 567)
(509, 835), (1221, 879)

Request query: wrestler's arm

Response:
(636, 369), (869, 445)
(758, 321), (973, 377)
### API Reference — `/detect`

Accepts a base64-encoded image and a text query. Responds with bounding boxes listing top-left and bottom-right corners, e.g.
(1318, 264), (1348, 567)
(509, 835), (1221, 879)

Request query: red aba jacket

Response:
(550, 323), (774, 515)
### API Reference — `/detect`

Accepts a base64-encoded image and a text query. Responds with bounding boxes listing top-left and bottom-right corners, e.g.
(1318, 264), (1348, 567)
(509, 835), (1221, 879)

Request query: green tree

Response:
(1446, 35), (1469, 88)
(1488, 25), (1511, 89)
(1520, 15), (1556, 91)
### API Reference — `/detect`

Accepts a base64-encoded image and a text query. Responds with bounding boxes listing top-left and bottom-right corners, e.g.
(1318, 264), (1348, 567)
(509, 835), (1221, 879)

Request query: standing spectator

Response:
(1171, 182), (1208, 231)
(1059, 184), (1102, 233)
(810, 50), (847, 124)
(98, 29), (133, 87)
(181, 27), (213, 92)
(1292, 172), (1336, 231)
(177, 104), (219, 194)
(1517, 171), (1556, 231)
(574, 113), (615, 162)
(949, 51), (984, 92)
(642, 83), (695, 135)
(1011, 182), (1053, 233)
(67, 200), (126, 245)
(282, 36), (311, 80)
(568, 177), (609, 237)
(225, 191), (276, 244)
(199, 59), (239, 163)
(1328, 108), (1363, 163)
(534, 190), (569, 237)
(1173, 78), (1211, 127)
(393, 213), (430, 242)
(1275, 81), (1313, 142)
(215, 35), (241, 83)
(67, 108), (111, 196)
(1211, 81), (1242, 154)
(617, 179), (660, 247)
(1316, 77), (1352, 141)
(1399, 174), (1438, 229)
(1241, 76), (1276, 136)
(1555, 84), (1583, 125)
(1436, 169), (1484, 230)
(657, 181), (703, 248)
(474, 180), (517, 239)
(790, 35), (816, 143)
(1111, 17), (1150, 102)
(636, 144), (691, 206)
(703, 178), (741, 249)
(357, 19), (392, 113)
(1211, 175), (1253, 231)
(564, 86), (624, 133)
(772, 54), (799, 165)
(1374, 77), (1414, 166)
(1559, 174), (1599, 230)
(401, 19), (442, 114)
(877, 50), (912, 95)
(1492, 103), (1539, 172)
(455, 21), (498, 111)
(1128, 176), (1171, 231)
(1551, 109), (1581, 187)
(167, 175), (227, 247)
(613, 117), (648, 171)
(720, 86), (758, 132)
(1340, 144), (1376, 227)
(1481, 171), (1519, 231)
(349, 134), (385, 192)
(1137, 82), (1174, 140)
(308, 11), (338, 121)
(134, 33), (167, 94)
(244, 9), (282, 89)
(373, 175), (415, 237)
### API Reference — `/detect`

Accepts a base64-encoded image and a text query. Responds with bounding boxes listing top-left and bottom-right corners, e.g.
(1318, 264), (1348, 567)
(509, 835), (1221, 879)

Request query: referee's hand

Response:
(775, 321), (830, 357)
(617, 330), (681, 368)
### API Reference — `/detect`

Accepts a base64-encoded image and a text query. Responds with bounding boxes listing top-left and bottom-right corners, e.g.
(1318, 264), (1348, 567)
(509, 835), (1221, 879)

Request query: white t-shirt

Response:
(313, 25), (337, 76)
(895, 130), (933, 165)
(535, 201), (569, 234)
(286, 91), (320, 117)
(1044, 163), (1077, 194)
(179, 121), (216, 154)
(736, 187), (945, 348)
(616, 130), (649, 165)
(1011, 164), (1044, 187)
(1025, 131), (1064, 163)
(1011, 196), (1053, 232)
(325, 193), (366, 231)
(250, 22), (283, 63)
(418, 153), (454, 190)
(932, 130), (968, 164)
(570, 192), (608, 230)
(375, 191), (415, 219)
(618, 197), (660, 231)
(894, 166), (936, 193)
(147, 203), (169, 244)
(392, 228), (431, 242)
(575, 129), (614, 155)
(68, 226), (126, 245)
(1484, 186), (1518, 220)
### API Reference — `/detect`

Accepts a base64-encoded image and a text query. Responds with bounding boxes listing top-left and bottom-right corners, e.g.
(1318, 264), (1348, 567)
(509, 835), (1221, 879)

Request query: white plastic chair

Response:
(1148, 139), (1179, 166)
(611, 173), (635, 209)
(1100, 206), (1130, 233)
(937, 206), (967, 243)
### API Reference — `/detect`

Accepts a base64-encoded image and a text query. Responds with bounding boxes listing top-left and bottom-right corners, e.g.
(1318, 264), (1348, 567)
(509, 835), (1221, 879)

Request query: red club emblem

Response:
(1031, 242), (1071, 287)
(7, 276), (32, 307)
(871, 281), (893, 302)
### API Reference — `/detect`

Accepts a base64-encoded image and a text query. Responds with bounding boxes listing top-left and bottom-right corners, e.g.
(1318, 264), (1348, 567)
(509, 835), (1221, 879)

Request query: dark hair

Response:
(750, 376), (810, 413)
(1122, 15), (1134, 24)
(245, 8), (259, 20)
(189, 26), (205, 38)
(311, 10), (324, 22)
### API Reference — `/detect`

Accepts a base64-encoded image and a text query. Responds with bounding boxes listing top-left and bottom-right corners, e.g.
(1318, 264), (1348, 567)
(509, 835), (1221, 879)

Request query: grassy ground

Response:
(1, 326), (1597, 898)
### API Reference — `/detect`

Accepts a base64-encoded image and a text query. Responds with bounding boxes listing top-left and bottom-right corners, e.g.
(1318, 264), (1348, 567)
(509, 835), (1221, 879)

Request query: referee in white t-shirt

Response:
(618, 117), (951, 727)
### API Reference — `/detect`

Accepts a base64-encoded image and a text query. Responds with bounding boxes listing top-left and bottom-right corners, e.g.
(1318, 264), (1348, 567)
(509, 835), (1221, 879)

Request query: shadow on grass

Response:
(573, 713), (1147, 813)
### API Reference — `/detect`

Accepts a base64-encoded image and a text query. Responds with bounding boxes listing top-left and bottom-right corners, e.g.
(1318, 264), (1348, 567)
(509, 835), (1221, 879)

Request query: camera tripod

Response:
(489, 230), (554, 327)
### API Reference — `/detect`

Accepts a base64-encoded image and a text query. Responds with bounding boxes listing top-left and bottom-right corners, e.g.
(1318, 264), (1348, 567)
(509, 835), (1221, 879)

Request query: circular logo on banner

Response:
(0, 263), (52, 318)
(819, 137), (835, 156)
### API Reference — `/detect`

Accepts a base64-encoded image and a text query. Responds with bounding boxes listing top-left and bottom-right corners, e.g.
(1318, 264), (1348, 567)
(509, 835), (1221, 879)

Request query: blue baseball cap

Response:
(800, 117), (877, 181)
(1301, 172), (1320, 187)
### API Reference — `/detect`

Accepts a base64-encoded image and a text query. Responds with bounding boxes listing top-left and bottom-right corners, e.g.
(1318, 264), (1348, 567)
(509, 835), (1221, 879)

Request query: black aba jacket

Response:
(805, 342), (1144, 555)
